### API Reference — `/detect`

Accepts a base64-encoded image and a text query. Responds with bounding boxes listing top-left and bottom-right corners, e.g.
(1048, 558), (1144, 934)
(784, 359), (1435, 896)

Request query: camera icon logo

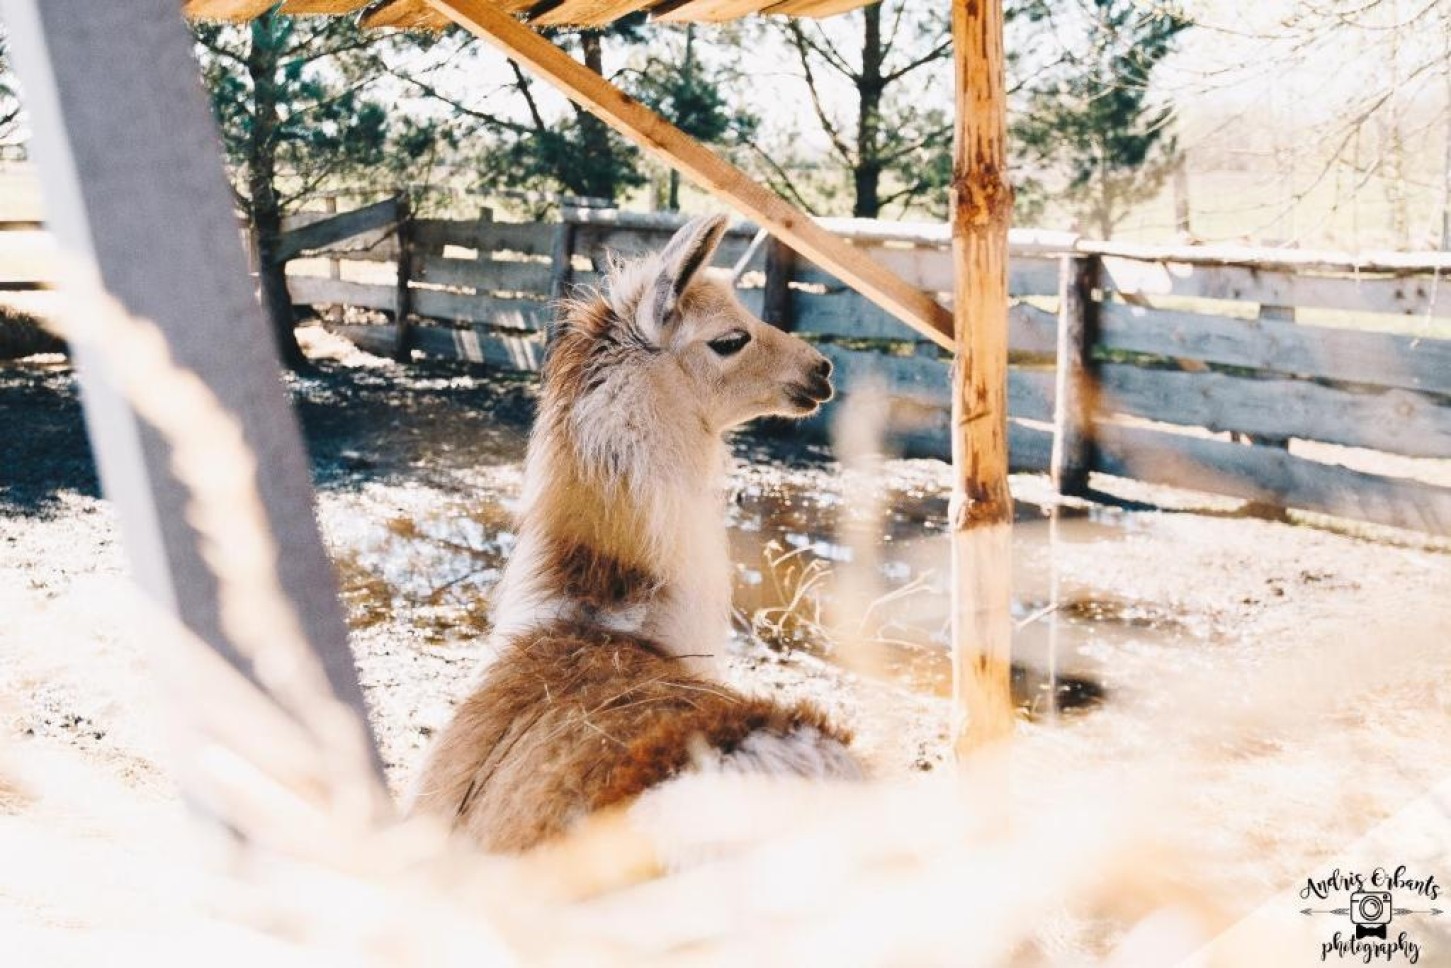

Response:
(1350, 890), (1393, 939)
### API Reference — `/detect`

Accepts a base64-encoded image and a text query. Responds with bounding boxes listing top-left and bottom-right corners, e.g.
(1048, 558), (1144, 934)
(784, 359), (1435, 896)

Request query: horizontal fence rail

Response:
(5, 201), (1437, 537)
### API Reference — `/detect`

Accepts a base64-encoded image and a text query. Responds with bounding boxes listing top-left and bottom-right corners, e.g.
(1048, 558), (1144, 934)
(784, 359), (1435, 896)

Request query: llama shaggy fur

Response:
(411, 215), (862, 852)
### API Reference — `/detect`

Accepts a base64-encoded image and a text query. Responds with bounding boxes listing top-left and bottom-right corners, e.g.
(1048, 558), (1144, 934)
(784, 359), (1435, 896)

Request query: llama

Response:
(411, 214), (863, 852)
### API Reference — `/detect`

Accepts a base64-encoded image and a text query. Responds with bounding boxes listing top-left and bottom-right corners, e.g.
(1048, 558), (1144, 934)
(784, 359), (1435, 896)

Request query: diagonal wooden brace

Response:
(422, 0), (955, 350)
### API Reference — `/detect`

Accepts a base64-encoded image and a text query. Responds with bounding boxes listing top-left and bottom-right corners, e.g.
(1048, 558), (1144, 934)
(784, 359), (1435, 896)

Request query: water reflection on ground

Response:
(331, 460), (1209, 723)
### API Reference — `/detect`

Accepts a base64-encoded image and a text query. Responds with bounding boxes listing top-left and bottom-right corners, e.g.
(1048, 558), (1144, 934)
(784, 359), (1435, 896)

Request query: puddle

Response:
(333, 471), (1204, 721)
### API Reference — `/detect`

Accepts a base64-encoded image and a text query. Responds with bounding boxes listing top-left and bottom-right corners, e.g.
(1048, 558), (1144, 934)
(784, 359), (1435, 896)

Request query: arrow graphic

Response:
(1301, 908), (1351, 916)
(1393, 908), (1444, 916)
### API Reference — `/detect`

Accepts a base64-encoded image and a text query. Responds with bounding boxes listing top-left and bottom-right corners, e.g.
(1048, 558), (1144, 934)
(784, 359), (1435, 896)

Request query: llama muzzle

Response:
(787, 355), (834, 412)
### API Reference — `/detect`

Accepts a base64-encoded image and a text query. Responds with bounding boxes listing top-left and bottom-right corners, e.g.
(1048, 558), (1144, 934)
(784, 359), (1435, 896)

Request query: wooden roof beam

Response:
(421, 0), (955, 349)
(276, 1), (376, 15)
(362, 0), (455, 29)
(182, 0), (279, 21)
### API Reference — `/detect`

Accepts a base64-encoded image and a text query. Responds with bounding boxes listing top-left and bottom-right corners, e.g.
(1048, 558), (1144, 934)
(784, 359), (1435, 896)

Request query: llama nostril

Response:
(815, 357), (833, 380)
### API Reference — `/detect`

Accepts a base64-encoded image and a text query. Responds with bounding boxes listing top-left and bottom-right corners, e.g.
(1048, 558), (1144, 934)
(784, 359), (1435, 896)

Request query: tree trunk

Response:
(245, 15), (306, 371)
(950, 0), (1014, 754)
(575, 32), (616, 202)
(853, 4), (885, 218)
(667, 27), (694, 212)
(1172, 154), (1191, 237)
(1096, 148), (1114, 240)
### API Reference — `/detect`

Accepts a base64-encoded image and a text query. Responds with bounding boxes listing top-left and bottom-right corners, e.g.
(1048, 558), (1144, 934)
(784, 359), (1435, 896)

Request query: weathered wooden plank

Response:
(1097, 302), (1451, 397)
(797, 250), (1059, 297)
(331, 322), (544, 369)
(1101, 255), (1451, 319)
(411, 289), (553, 331)
(423, 0), (955, 348)
(1007, 302), (1059, 356)
(414, 253), (557, 293)
(8, 0), (383, 776)
(561, 208), (757, 234)
(412, 218), (555, 256)
(563, 214), (1070, 253)
(532, 0), (656, 25)
(1097, 364), (1451, 460)
(181, 0), (277, 20)
(280, 211), (399, 262)
(790, 290), (1057, 354)
(334, 322), (545, 370)
(814, 344), (1054, 423)
(1079, 238), (1451, 275)
(291, 272), (557, 330)
(273, 195), (400, 264)
(277, 0), (373, 12)
(361, 0), (454, 28)
(654, 0), (773, 23)
(415, 326), (543, 368)
(825, 403), (1052, 470)
(289, 275), (396, 311)
(1094, 423), (1451, 536)
(764, 0), (878, 16)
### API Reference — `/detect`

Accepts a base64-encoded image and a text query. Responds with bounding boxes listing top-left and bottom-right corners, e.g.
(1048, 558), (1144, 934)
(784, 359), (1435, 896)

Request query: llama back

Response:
(411, 627), (858, 852)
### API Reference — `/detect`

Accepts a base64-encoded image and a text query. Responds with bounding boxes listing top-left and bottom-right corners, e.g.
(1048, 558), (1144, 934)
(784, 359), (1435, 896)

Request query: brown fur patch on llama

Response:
(539, 539), (663, 615)
(411, 626), (851, 853)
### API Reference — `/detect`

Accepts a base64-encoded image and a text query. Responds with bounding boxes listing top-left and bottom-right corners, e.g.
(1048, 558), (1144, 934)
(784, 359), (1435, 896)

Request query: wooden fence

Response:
(277, 203), (1451, 537)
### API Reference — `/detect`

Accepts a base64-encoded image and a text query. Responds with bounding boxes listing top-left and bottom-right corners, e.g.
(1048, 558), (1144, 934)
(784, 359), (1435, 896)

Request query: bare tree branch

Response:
(787, 25), (856, 167)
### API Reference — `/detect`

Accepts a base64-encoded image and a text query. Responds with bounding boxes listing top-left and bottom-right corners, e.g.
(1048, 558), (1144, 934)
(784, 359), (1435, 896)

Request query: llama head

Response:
(550, 214), (834, 448)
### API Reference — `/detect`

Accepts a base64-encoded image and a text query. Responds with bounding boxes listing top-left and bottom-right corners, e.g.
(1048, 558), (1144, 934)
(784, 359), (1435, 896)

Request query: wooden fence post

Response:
(323, 195), (344, 327)
(1051, 253), (1099, 495)
(549, 213), (577, 305)
(392, 193), (414, 363)
(762, 236), (796, 331)
(324, 196), (341, 280)
(949, 0), (1015, 755)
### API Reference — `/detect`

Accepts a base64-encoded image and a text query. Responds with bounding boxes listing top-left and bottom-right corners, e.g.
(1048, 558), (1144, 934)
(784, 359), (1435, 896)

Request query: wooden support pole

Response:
(1051, 254), (1099, 496)
(392, 193), (415, 362)
(325, 196), (343, 326)
(949, 0), (1015, 754)
(422, 0), (955, 350)
(2, 0), (383, 781)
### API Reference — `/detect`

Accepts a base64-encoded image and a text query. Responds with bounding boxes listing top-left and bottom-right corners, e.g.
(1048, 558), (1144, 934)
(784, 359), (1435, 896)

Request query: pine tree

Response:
(1010, 0), (1189, 239)
(474, 20), (649, 207)
(768, 2), (955, 219)
(194, 14), (440, 368)
(624, 24), (758, 211)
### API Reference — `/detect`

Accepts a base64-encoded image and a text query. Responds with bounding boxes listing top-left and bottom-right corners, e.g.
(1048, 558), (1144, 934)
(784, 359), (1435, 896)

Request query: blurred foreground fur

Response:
(412, 215), (860, 850)
(6, 257), (1450, 965)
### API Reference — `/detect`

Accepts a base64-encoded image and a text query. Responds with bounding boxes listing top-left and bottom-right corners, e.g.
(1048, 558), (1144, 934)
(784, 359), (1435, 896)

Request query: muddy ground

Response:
(4, 325), (1451, 955)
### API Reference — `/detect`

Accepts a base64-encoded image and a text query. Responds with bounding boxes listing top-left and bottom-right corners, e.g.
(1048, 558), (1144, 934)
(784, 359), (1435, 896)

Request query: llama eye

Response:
(706, 330), (751, 357)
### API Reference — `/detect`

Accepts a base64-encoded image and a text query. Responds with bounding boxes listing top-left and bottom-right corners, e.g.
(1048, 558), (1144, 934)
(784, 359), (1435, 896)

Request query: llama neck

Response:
(489, 419), (732, 679)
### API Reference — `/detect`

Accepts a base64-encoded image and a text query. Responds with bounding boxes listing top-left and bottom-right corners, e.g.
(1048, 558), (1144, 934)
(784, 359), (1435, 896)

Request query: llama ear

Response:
(639, 214), (729, 337)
